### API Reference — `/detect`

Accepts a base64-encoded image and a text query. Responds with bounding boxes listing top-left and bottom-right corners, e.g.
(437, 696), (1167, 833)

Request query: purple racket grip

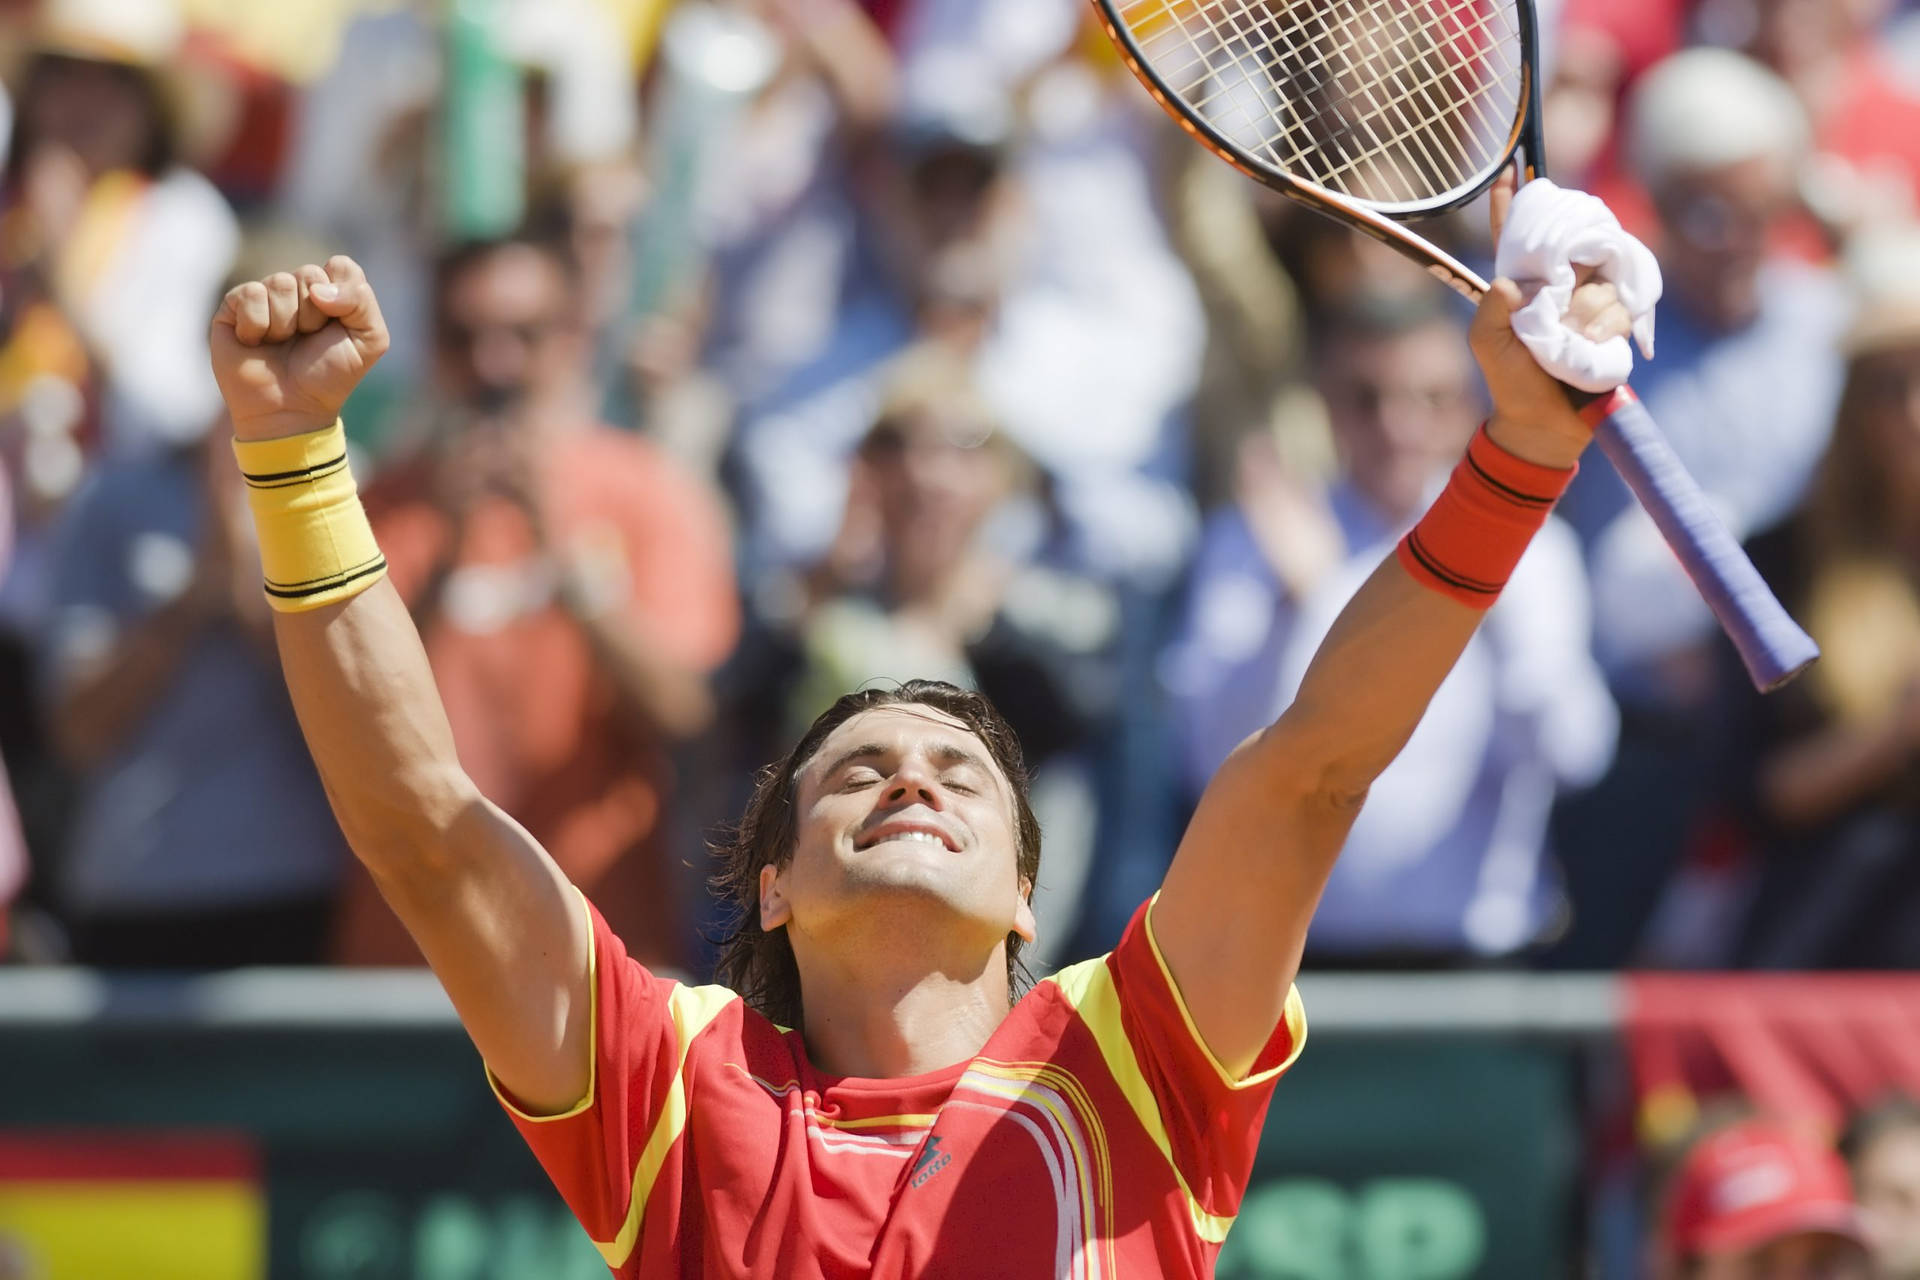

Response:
(1580, 387), (1818, 691)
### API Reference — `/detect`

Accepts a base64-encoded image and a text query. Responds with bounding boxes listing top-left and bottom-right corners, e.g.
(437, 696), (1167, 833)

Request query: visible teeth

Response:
(882, 831), (945, 847)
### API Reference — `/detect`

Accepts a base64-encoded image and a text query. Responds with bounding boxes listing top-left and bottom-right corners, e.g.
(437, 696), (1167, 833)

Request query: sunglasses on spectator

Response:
(439, 316), (570, 352)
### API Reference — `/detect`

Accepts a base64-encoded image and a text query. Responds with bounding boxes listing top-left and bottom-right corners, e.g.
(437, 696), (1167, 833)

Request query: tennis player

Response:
(208, 195), (1637, 1277)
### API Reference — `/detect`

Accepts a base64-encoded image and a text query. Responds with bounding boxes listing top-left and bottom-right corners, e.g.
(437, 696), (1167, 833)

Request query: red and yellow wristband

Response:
(1395, 424), (1577, 610)
(231, 421), (388, 612)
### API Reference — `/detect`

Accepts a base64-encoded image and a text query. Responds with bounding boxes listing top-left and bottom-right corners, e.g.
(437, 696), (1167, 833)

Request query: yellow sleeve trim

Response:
(593, 981), (737, 1269)
(1047, 957), (1237, 1246)
(485, 888), (601, 1123)
(1142, 893), (1308, 1090)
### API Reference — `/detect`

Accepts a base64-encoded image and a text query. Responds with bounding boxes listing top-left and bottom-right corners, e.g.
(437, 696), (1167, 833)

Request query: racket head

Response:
(1093, 0), (1539, 221)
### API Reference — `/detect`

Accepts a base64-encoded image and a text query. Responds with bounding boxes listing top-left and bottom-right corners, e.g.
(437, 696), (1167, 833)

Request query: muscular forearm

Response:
(1155, 553), (1487, 1072)
(1152, 192), (1642, 1079)
(1282, 413), (1585, 798)
(278, 579), (596, 1112)
(273, 578), (478, 878)
(213, 257), (595, 1115)
(1279, 556), (1486, 802)
(1158, 413), (1583, 1075)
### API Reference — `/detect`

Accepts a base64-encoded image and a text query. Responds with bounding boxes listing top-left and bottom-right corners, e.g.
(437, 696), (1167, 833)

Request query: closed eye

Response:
(839, 768), (882, 791)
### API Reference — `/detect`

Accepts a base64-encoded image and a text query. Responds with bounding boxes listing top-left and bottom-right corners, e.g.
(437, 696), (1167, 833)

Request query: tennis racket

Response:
(1091, 0), (1818, 691)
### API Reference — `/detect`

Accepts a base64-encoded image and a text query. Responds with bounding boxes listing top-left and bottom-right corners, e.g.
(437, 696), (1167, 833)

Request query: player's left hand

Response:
(1469, 169), (1636, 470)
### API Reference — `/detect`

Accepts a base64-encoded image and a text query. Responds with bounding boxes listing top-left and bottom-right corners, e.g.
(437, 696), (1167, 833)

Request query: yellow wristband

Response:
(232, 421), (388, 612)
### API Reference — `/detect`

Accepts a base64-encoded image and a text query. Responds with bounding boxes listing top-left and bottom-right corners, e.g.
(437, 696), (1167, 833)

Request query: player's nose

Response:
(882, 760), (945, 808)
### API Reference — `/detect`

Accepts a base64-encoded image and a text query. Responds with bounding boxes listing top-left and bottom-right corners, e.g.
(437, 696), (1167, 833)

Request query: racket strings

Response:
(1136, 0), (1507, 177)
(1131, 0), (1421, 187)
(1281, 0), (1494, 193)
(1227, 0), (1510, 198)
(1318, 0), (1517, 192)
(1114, 0), (1524, 206)
(1177, 0), (1512, 195)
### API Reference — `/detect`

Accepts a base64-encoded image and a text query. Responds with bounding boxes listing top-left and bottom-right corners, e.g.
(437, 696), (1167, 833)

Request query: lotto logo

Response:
(910, 1138), (952, 1189)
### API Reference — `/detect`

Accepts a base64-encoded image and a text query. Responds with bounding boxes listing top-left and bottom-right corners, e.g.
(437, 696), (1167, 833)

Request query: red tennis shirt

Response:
(491, 892), (1307, 1277)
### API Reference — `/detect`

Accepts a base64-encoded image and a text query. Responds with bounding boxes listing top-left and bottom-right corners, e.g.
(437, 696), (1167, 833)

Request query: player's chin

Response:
(845, 846), (955, 885)
(840, 849), (979, 904)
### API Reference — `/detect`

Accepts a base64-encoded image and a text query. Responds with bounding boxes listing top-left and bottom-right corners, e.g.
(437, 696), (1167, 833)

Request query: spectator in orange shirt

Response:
(333, 232), (740, 968)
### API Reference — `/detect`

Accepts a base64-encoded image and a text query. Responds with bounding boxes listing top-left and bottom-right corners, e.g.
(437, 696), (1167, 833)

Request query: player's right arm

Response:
(209, 259), (591, 1116)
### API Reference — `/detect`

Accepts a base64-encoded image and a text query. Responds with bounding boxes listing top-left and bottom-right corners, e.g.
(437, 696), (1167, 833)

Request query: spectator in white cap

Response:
(1545, 49), (1849, 968)
(1566, 50), (1847, 636)
(1547, 0), (1920, 237)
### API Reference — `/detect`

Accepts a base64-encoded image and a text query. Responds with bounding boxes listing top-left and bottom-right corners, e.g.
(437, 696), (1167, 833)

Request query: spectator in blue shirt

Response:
(1164, 290), (1615, 962)
(38, 425), (344, 966)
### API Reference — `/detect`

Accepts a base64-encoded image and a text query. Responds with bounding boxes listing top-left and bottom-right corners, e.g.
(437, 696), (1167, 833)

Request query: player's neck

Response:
(794, 939), (1013, 1080)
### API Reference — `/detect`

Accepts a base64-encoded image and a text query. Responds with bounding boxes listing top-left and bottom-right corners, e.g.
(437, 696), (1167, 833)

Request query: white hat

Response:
(34, 0), (184, 68)
(1626, 48), (1810, 191)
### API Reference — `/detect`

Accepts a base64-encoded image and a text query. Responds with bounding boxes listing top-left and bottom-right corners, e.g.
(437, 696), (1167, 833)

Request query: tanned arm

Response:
(1153, 187), (1635, 1076)
(209, 258), (591, 1115)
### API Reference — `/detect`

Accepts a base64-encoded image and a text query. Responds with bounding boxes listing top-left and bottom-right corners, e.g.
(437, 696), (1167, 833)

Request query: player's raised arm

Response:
(210, 258), (591, 1115)
(1153, 194), (1638, 1079)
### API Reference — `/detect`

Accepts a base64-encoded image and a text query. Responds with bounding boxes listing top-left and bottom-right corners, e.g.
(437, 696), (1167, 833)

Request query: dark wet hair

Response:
(710, 680), (1043, 1030)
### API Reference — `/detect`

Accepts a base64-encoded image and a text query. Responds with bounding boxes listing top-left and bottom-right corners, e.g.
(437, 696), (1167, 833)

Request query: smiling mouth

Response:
(856, 828), (957, 852)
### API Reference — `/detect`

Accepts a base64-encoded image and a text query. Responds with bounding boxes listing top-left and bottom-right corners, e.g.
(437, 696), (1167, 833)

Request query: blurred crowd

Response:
(0, 0), (1913, 998)
(1641, 1104), (1919, 1279)
(0, 0), (1916, 1273)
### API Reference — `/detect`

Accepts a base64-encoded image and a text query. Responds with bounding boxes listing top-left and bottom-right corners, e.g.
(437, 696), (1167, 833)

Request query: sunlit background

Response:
(2, 0), (1920, 1275)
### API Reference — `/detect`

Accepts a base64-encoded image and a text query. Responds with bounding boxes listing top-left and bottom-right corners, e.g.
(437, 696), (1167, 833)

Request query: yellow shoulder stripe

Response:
(594, 982), (737, 1268)
(819, 1112), (940, 1131)
(1047, 957), (1237, 1245)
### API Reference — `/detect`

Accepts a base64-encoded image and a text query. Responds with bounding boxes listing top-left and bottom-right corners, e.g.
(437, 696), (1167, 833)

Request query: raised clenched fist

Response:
(210, 256), (390, 442)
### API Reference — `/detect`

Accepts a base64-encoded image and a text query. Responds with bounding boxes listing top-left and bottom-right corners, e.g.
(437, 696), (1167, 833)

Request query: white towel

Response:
(1495, 178), (1662, 394)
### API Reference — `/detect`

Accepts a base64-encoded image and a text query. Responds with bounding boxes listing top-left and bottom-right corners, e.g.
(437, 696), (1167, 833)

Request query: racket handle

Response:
(1581, 387), (1818, 692)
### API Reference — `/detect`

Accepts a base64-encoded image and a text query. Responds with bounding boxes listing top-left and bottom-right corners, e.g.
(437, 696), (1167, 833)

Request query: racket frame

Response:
(1091, 0), (1820, 690)
(1091, 0), (1538, 234)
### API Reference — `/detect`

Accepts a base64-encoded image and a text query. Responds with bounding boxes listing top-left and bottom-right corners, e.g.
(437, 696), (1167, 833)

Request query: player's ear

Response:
(759, 863), (792, 932)
(1012, 876), (1036, 944)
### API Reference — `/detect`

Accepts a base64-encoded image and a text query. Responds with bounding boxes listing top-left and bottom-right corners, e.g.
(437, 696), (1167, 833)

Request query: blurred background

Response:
(0, 0), (1919, 1274)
